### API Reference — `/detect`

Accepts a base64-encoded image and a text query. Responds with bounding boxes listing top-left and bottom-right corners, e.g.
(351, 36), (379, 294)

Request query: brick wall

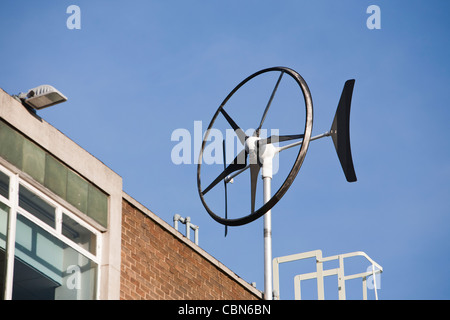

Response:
(120, 196), (262, 300)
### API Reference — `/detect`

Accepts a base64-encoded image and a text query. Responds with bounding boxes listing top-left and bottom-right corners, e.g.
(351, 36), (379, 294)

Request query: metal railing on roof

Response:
(273, 249), (383, 300)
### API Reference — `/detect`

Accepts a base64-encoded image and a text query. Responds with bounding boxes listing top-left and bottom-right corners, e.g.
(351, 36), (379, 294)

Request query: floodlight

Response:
(15, 85), (67, 110)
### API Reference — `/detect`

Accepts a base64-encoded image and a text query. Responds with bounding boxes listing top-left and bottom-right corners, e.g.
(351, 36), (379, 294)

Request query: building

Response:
(0, 88), (262, 300)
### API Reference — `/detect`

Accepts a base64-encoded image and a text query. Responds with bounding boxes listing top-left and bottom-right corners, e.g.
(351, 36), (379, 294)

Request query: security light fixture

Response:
(15, 85), (67, 110)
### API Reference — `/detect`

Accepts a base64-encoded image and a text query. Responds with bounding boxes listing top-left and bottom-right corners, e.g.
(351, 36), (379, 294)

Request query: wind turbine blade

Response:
(255, 71), (284, 136)
(202, 149), (247, 196)
(220, 107), (247, 145)
(222, 140), (228, 237)
(259, 134), (304, 145)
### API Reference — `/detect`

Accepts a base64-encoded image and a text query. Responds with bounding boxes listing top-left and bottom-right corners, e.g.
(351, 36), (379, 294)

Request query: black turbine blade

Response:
(250, 163), (260, 214)
(222, 140), (228, 237)
(259, 134), (304, 145)
(256, 71), (284, 136)
(202, 148), (247, 196)
(220, 108), (247, 145)
(330, 79), (357, 182)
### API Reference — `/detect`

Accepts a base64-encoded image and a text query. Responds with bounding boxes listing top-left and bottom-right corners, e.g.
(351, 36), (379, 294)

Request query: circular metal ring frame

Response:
(197, 66), (313, 226)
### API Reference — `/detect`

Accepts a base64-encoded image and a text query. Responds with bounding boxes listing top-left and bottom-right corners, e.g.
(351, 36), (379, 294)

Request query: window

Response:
(0, 165), (102, 300)
(0, 170), (8, 199)
(62, 213), (97, 255)
(14, 214), (97, 299)
(19, 185), (56, 229)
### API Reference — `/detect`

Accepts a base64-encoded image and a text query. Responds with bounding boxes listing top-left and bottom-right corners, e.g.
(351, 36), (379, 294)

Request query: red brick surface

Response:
(120, 199), (260, 300)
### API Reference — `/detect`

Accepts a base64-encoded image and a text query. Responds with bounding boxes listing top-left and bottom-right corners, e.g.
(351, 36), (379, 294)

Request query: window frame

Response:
(0, 163), (103, 300)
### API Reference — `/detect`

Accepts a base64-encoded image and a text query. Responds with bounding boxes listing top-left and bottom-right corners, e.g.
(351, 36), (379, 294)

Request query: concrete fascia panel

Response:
(0, 88), (123, 299)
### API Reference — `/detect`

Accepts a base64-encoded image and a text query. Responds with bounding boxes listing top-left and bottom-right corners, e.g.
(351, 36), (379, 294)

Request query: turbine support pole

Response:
(263, 175), (273, 300)
(260, 143), (276, 300)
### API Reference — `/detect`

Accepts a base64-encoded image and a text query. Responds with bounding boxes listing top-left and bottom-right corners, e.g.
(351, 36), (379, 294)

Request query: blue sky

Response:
(1, 1), (450, 299)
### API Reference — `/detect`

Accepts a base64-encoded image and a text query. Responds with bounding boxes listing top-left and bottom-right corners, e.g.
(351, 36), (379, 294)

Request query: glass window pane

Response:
(0, 202), (8, 249)
(19, 185), (56, 228)
(0, 121), (23, 169)
(14, 214), (97, 300)
(87, 184), (108, 228)
(44, 154), (68, 200)
(22, 139), (45, 184)
(66, 170), (88, 214)
(0, 171), (9, 199)
(62, 214), (97, 255)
